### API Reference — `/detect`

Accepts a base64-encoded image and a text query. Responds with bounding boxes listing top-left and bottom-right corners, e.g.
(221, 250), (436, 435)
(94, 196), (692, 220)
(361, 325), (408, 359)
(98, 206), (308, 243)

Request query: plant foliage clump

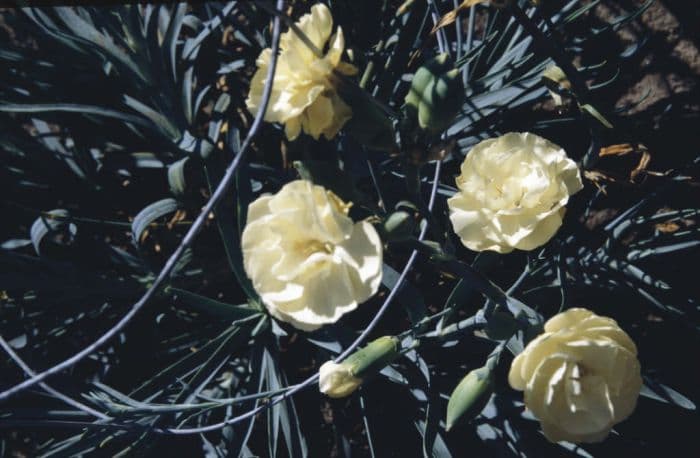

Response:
(0, 1), (698, 456)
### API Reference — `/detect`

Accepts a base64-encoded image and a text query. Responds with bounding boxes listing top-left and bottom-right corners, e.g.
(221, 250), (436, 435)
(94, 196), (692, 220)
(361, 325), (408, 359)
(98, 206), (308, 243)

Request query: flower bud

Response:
(382, 211), (415, 241)
(542, 65), (571, 106)
(319, 361), (362, 398)
(318, 336), (400, 398)
(418, 67), (463, 134)
(446, 365), (494, 431)
(405, 54), (451, 110)
(345, 335), (400, 377)
(404, 53), (465, 134)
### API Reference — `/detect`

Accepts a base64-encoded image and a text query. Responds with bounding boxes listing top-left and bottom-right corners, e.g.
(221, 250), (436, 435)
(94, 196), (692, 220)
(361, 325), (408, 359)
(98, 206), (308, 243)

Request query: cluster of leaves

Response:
(0, 1), (698, 457)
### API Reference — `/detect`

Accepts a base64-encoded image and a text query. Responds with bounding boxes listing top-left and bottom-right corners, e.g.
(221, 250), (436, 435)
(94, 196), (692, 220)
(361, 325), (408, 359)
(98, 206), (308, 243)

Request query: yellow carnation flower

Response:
(246, 4), (358, 141)
(241, 180), (382, 331)
(448, 132), (583, 253)
(508, 308), (642, 443)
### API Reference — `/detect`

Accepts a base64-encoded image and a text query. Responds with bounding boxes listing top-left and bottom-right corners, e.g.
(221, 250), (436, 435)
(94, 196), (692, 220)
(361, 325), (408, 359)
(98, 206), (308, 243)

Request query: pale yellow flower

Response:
(241, 180), (382, 331)
(246, 4), (358, 141)
(508, 308), (642, 443)
(319, 361), (362, 398)
(447, 132), (583, 253)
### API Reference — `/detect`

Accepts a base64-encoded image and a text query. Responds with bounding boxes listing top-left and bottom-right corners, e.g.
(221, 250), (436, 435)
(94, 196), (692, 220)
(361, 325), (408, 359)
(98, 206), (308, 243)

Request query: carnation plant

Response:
(1, 1), (698, 456)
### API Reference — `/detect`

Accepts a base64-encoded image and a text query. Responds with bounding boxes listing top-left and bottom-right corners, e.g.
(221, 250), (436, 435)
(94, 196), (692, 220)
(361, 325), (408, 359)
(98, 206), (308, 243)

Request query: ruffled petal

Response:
(448, 132), (582, 253)
(245, 3), (355, 140)
(241, 180), (383, 331)
(544, 308), (595, 333)
(509, 308), (641, 444)
(302, 92), (335, 140)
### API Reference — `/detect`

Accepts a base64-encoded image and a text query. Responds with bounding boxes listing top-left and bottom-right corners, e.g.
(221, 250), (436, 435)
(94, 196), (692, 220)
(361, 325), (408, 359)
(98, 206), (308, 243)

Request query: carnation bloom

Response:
(241, 180), (382, 331)
(447, 132), (583, 253)
(246, 4), (358, 140)
(508, 308), (642, 443)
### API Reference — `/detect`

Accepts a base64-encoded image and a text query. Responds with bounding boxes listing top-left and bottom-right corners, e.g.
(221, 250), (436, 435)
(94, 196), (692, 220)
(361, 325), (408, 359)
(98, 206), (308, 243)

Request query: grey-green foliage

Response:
(0, 1), (696, 457)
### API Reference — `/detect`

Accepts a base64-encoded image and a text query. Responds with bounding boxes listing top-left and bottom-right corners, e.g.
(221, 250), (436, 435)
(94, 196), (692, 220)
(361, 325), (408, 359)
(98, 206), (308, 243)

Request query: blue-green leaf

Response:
(131, 198), (179, 246)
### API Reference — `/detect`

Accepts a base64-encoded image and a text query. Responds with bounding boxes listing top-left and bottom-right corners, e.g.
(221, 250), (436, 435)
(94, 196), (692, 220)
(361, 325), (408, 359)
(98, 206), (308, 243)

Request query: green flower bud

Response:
(382, 211), (415, 241)
(319, 361), (362, 398)
(446, 366), (494, 431)
(418, 68), (463, 134)
(542, 65), (570, 106)
(542, 65), (568, 88)
(344, 335), (400, 377)
(405, 54), (450, 108)
(404, 53), (465, 134)
(318, 336), (401, 398)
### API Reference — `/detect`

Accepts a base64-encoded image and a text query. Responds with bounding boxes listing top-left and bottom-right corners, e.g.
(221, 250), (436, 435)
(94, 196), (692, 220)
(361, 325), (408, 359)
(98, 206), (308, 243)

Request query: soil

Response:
(612, 1), (699, 114)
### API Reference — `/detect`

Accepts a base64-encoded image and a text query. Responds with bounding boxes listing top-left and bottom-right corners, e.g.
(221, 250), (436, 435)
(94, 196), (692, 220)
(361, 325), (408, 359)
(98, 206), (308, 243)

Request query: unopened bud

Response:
(446, 366), (494, 431)
(404, 53), (465, 134)
(318, 336), (400, 398)
(383, 211), (415, 241)
(542, 65), (571, 106)
(319, 361), (362, 398)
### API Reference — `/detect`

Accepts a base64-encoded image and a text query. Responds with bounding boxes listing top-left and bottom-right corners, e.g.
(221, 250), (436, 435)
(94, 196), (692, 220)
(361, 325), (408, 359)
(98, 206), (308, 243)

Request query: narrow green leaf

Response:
(382, 263), (427, 325)
(168, 287), (260, 321)
(30, 209), (77, 256)
(580, 103), (613, 129)
(641, 377), (696, 410)
(163, 3), (187, 83)
(167, 157), (189, 196)
(130, 198), (179, 247)
(293, 159), (358, 204)
(53, 7), (149, 84)
(123, 95), (181, 141)
(203, 152), (258, 301)
(0, 103), (154, 130)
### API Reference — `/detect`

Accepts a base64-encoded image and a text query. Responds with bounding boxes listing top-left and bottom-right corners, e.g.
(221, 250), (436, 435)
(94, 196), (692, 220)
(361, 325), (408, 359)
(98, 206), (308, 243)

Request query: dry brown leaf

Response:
(431, 0), (486, 34)
(397, 0), (417, 15)
(599, 143), (637, 157)
(583, 169), (618, 194)
(630, 151), (651, 182)
(655, 221), (681, 233)
(167, 209), (187, 230)
(216, 75), (228, 91)
(221, 25), (234, 46)
(598, 143), (653, 183)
